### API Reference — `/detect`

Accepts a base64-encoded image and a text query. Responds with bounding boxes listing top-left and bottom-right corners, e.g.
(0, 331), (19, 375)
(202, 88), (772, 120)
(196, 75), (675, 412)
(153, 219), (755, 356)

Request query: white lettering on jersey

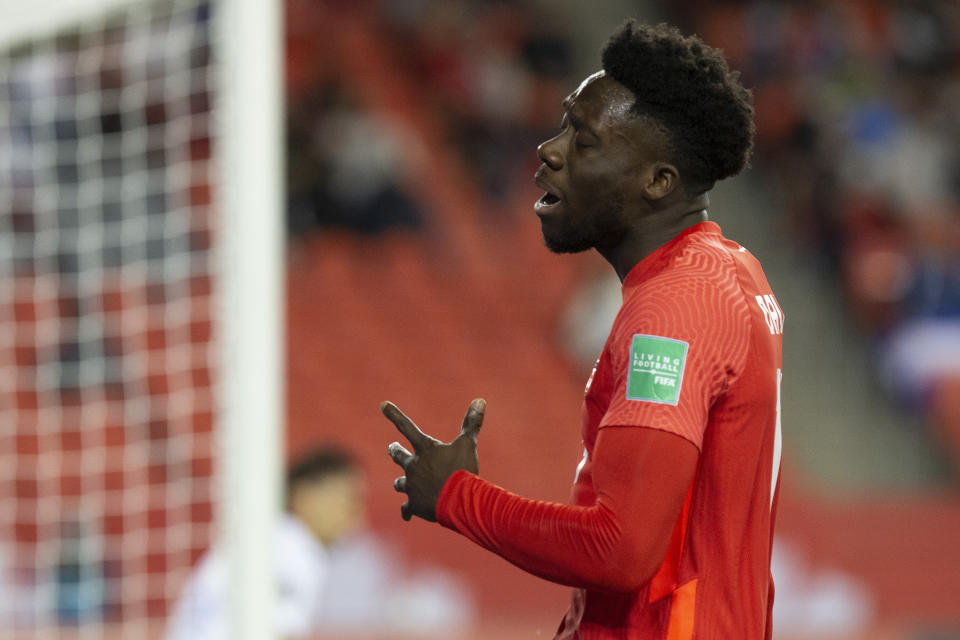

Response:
(755, 294), (784, 335)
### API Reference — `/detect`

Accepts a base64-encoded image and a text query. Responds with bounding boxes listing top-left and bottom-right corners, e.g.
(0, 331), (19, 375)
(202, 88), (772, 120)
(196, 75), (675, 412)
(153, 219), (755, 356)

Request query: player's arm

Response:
(384, 400), (698, 593)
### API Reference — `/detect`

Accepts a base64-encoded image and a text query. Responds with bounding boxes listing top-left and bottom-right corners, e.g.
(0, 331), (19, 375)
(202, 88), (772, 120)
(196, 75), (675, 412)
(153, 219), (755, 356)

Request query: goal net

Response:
(0, 0), (282, 637)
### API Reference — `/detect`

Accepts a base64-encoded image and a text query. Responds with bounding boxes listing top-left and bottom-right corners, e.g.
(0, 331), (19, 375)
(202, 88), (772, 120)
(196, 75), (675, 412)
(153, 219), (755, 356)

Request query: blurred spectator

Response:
(287, 0), (959, 425)
(560, 267), (622, 372)
(771, 538), (874, 637)
(882, 317), (960, 406)
(318, 533), (475, 634)
(285, 1), (578, 230)
(666, 0), (960, 443)
(164, 444), (475, 638)
(374, 0), (575, 208)
(165, 446), (365, 640)
(287, 82), (424, 235)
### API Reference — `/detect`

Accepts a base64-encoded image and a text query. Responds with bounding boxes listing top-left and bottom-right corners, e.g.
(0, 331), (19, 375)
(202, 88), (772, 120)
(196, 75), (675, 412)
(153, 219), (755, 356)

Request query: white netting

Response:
(0, 0), (217, 636)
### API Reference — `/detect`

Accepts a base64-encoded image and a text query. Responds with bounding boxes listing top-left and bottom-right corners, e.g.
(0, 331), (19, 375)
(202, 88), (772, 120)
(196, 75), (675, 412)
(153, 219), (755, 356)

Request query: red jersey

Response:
(437, 221), (784, 639)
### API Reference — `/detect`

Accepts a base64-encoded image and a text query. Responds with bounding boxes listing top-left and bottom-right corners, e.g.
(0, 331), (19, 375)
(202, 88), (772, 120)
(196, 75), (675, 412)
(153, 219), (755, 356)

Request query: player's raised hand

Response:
(383, 398), (486, 522)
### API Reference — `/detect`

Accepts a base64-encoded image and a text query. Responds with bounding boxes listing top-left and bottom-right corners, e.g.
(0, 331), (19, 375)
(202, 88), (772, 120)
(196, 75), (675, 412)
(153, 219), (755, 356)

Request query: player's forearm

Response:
(436, 470), (659, 592)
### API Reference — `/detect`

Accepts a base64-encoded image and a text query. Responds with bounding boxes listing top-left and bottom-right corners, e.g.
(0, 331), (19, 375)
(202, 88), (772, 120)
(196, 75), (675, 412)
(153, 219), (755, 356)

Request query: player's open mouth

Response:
(534, 173), (563, 214)
(535, 190), (562, 214)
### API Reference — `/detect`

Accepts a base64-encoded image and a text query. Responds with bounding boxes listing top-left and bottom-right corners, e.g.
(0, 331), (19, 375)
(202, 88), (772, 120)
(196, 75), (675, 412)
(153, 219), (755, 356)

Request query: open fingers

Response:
(387, 441), (414, 469)
(459, 398), (486, 442)
(393, 476), (407, 493)
(381, 401), (430, 452)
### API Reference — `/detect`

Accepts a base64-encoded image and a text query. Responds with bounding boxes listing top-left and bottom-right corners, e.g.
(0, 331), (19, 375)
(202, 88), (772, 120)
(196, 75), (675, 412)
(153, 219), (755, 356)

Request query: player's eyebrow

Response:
(560, 97), (599, 137)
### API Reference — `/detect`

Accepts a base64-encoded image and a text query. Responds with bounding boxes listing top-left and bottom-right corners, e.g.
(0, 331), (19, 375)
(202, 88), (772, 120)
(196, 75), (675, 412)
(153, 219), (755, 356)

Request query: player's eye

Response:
(575, 133), (595, 149)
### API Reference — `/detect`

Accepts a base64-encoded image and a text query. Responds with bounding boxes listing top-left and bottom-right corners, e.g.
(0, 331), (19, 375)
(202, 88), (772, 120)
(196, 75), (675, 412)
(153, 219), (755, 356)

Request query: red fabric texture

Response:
(437, 426), (697, 593)
(437, 222), (785, 639)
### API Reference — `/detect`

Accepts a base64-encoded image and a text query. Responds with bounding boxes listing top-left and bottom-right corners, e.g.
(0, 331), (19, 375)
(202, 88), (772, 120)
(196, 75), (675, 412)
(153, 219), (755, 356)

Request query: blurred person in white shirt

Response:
(165, 446), (365, 640)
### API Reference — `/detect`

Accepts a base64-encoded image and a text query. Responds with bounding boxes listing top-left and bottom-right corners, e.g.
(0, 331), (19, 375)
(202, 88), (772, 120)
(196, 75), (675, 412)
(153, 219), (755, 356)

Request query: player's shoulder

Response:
(630, 230), (743, 300)
(615, 229), (751, 334)
(672, 227), (744, 279)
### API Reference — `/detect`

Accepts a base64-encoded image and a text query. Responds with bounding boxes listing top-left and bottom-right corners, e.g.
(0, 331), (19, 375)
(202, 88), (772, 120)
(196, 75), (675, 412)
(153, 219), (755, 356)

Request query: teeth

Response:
(541, 192), (559, 205)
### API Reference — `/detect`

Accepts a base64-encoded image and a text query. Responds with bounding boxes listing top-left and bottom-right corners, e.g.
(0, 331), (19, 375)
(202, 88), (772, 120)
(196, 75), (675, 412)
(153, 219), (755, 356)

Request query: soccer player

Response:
(166, 446), (365, 640)
(383, 20), (784, 639)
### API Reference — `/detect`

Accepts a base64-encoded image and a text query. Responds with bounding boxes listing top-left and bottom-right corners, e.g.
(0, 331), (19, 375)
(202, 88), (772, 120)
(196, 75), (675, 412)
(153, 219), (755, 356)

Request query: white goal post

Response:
(214, 0), (284, 638)
(0, 0), (284, 637)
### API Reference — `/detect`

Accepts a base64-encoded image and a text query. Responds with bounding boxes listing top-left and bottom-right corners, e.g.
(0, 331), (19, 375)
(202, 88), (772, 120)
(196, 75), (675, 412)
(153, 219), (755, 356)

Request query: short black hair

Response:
(287, 445), (357, 492)
(602, 20), (755, 191)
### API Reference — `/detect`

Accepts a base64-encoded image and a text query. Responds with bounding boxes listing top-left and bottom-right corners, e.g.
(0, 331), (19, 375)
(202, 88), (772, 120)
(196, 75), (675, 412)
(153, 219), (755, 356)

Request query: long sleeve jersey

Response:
(438, 222), (785, 639)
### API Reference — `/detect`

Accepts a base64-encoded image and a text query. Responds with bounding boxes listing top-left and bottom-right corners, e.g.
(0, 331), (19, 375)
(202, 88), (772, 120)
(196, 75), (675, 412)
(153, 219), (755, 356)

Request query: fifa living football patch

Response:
(626, 334), (688, 405)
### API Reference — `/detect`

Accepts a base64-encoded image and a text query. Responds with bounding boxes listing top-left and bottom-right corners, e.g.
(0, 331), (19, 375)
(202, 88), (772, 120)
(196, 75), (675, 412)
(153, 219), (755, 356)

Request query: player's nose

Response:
(537, 135), (564, 171)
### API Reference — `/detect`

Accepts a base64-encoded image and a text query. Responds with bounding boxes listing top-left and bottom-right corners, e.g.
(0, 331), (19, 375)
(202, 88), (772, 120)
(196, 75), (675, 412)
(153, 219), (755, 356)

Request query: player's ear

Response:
(641, 162), (680, 202)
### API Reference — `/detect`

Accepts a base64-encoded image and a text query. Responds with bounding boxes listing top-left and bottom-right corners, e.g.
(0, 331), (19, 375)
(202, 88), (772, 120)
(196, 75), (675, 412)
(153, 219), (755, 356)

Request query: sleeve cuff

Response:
(436, 468), (475, 529)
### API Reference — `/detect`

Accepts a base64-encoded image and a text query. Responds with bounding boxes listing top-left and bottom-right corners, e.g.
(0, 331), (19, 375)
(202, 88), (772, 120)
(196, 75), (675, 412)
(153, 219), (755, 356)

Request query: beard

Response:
(541, 199), (625, 254)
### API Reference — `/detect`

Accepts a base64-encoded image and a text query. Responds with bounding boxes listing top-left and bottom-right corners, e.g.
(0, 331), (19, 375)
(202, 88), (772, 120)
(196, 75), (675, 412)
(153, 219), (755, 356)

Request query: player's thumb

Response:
(459, 398), (486, 442)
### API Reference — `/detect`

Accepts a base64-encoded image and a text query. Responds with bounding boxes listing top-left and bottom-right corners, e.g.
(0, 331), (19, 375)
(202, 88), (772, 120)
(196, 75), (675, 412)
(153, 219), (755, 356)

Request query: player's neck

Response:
(599, 194), (709, 282)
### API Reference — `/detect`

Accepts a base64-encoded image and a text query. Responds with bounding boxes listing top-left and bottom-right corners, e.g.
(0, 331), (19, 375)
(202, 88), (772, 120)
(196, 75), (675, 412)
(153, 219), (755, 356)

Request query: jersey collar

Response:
(621, 221), (721, 292)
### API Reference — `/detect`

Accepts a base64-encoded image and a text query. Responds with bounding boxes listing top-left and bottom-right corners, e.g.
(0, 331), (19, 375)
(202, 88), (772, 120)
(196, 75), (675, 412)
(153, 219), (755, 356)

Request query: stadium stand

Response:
(285, 0), (960, 636)
(671, 0), (960, 450)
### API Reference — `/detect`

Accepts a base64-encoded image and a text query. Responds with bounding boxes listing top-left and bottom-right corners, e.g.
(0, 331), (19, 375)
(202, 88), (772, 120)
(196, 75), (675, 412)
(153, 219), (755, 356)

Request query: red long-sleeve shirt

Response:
(437, 222), (784, 639)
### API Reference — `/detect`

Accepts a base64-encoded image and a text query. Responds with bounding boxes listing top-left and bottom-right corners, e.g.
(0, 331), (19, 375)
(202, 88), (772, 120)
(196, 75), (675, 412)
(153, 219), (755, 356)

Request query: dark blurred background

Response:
(284, 1), (960, 638)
